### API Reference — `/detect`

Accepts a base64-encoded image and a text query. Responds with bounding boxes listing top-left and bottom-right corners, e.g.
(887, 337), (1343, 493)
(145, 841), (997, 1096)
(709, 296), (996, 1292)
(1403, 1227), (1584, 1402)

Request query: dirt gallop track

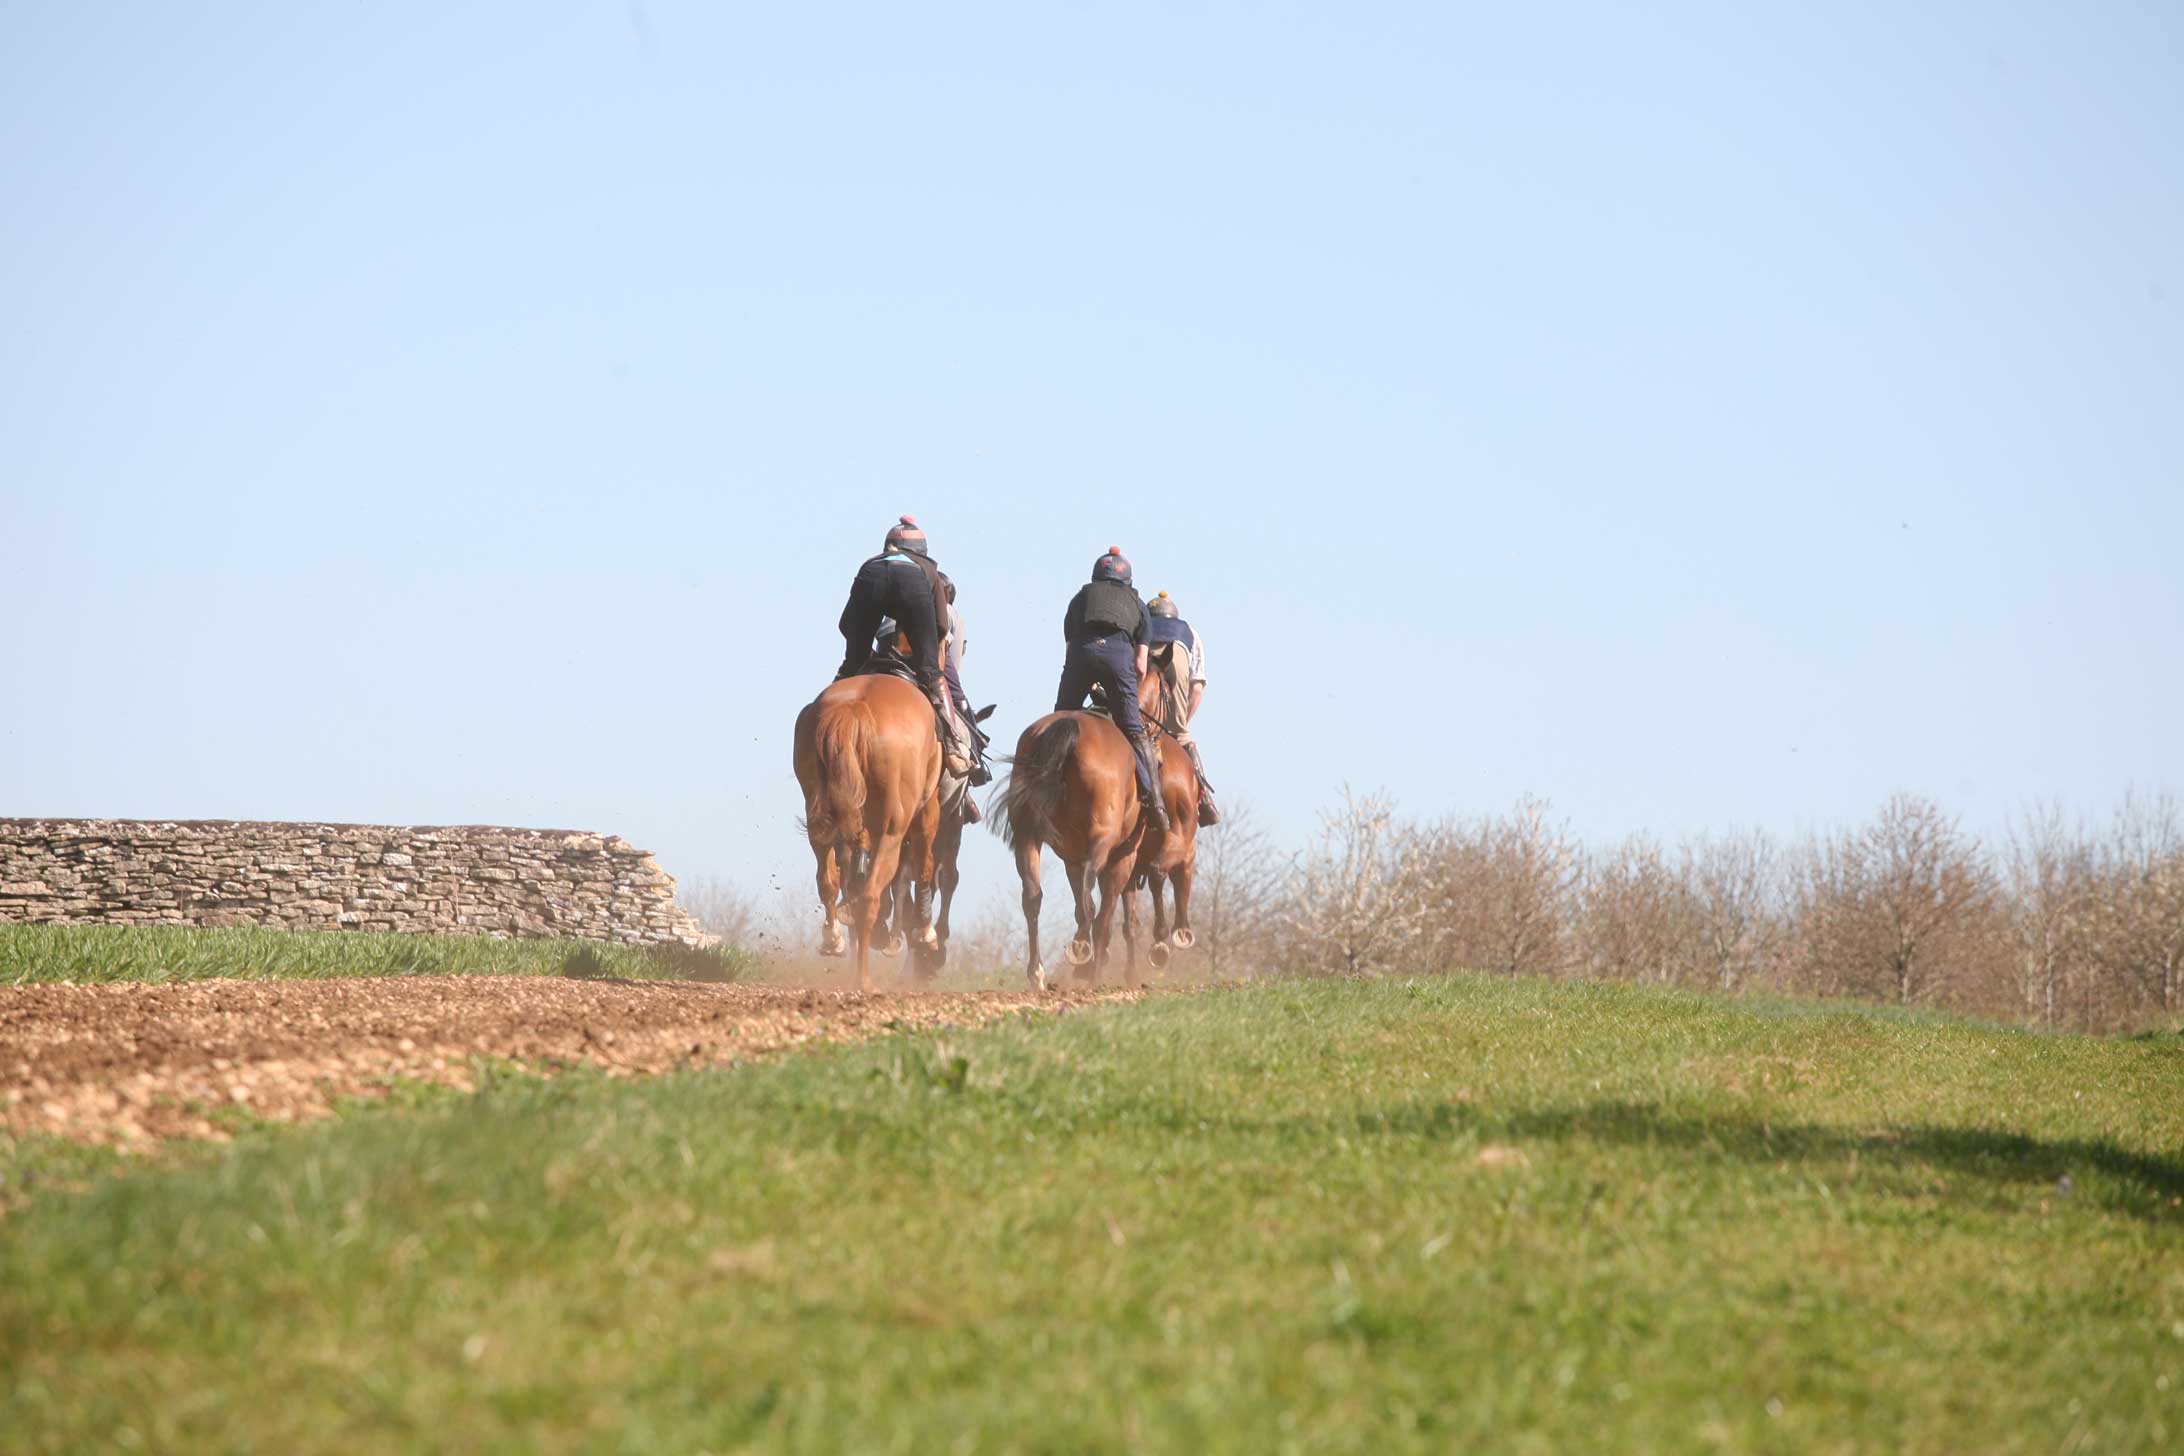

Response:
(1, 977), (1136, 1146)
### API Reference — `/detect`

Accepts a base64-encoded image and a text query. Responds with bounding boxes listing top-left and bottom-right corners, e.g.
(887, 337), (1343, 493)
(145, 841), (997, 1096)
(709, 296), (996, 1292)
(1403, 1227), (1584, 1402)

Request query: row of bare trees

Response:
(694, 787), (2175, 1034)
(1198, 789), (2184, 1035)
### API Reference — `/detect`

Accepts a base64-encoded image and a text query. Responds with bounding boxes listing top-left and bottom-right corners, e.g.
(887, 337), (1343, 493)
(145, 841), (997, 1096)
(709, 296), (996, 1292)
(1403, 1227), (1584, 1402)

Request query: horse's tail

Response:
(806, 700), (874, 872)
(991, 716), (1080, 852)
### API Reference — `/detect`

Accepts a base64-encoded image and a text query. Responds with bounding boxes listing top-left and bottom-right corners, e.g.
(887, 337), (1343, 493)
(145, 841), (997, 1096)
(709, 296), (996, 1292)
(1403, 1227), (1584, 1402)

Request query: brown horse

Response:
(1127, 663), (1204, 972)
(793, 674), (943, 991)
(1122, 732), (1200, 975)
(992, 711), (1145, 988)
(876, 701), (991, 981)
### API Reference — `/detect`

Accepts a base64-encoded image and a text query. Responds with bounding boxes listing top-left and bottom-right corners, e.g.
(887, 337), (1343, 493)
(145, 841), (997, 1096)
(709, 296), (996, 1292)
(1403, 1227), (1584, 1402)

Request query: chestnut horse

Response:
(793, 674), (943, 991)
(992, 711), (1145, 988)
(874, 701), (991, 981)
(1122, 731), (1199, 975)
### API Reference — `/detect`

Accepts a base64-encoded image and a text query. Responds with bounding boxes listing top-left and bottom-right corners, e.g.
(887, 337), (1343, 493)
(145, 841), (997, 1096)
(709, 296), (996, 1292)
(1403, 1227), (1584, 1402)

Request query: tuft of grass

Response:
(2, 976), (2181, 1453)
(0, 923), (754, 986)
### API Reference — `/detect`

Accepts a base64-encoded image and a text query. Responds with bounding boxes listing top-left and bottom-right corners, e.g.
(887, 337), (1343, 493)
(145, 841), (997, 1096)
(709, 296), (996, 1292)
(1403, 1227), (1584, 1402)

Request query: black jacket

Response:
(840, 550), (950, 682)
(1063, 581), (1147, 646)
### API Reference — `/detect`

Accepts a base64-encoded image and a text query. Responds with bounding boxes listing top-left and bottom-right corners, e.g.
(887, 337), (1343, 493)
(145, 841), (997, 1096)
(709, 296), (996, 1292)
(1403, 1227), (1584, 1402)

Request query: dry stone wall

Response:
(0, 820), (712, 946)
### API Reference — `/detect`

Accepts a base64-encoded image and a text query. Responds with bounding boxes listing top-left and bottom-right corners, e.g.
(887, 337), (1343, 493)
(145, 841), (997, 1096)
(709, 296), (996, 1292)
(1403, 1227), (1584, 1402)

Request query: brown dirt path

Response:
(0, 977), (1136, 1145)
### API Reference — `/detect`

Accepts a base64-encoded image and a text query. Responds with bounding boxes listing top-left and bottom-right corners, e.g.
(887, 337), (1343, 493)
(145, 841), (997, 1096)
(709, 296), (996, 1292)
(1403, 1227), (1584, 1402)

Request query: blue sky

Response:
(4, 1), (2179, 909)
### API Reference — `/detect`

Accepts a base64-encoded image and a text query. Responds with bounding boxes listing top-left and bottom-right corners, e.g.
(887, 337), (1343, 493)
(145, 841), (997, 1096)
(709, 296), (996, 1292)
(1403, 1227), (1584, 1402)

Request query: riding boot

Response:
(1183, 741), (1219, 825)
(925, 685), (971, 778)
(965, 719), (993, 786)
(1132, 732), (1170, 833)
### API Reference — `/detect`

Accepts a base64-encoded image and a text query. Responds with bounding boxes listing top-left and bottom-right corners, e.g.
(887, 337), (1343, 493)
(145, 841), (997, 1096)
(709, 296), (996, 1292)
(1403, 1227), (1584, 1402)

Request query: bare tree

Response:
(1190, 797), (1284, 978)
(1578, 834), (1695, 985)
(1280, 788), (1425, 976)
(2003, 804), (2093, 1029)
(1790, 794), (1995, 1007)
(1407, 797), (1581, 978)
(2082, 789), (2184, 1024)
(1682, 829), (1783, 993)
(1474, 796), (1582, 977)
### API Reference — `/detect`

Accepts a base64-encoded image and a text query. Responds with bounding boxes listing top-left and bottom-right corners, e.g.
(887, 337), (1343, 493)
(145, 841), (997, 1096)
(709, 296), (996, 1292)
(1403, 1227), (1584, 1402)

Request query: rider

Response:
(936, 572), (993, 789)
(1145, 591), (1219, 826)
(909, 570), (991, 824)
(1056, 547), (1169, 832)
(836, 515), (973, 779)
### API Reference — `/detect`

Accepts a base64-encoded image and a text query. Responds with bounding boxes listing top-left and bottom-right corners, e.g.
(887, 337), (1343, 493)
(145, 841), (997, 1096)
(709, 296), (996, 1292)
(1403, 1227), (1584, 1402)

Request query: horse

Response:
(991, 711), (1145, 989)
(1122, 732), (1199, 975)
(792, 673), (943, 991)
(873, 701), (992, 981)
(1124, 653), (1203, 974)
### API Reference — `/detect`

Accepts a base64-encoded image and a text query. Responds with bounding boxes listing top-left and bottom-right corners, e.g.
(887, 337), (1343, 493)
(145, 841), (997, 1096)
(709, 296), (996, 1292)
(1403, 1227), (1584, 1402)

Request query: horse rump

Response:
(990, 715), (1081, 852)
(802, 697), (873, 853)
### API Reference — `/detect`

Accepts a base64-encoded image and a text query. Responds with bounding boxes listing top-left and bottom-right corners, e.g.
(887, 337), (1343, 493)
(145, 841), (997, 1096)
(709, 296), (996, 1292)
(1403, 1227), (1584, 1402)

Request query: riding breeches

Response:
(1055, 636), (1145, 736)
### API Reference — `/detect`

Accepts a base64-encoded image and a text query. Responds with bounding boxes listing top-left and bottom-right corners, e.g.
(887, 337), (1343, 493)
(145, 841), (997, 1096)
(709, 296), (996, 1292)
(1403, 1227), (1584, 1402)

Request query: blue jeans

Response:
(1057, 636), (1153, 798)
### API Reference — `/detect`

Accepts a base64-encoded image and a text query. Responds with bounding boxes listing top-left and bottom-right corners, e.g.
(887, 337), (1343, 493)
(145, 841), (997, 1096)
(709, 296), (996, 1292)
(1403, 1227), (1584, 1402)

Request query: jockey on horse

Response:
(866, 568), (994, 822)
(835, 515), (981, 811)
(1054, 548), (1169, 833)
(1143, 591), (1219, 826)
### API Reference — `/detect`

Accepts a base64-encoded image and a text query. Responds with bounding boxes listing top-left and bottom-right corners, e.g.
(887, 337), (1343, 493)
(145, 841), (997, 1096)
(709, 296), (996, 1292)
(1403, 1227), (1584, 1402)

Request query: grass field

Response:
(0, 923), (754, 986)
(4, 974), (2181, 1453)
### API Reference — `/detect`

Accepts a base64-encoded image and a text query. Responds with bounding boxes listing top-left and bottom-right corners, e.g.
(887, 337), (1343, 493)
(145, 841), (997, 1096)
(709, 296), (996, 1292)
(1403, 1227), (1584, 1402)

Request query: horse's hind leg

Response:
(849, 837), (905, 993)
(1169, 860), (1197, 952)
(936, 852), (960, 949)
(870, 877), (896, 952)
(1016, 838), (1047, 990)
(1065, 857), (1096, 973)
(1092, 849), (1134, 987)
(913, 872), (939, 952)
(1120, 871), (1144, 982)
(874, 856), (913, 956)
(814, 844), (847, 957)
(1146, 867), (1172, 972)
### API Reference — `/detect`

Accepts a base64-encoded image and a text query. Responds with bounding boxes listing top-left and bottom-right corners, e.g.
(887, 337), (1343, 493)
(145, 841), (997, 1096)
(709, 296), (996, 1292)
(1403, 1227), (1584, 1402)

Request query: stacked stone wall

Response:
(0, 820), (711, 946)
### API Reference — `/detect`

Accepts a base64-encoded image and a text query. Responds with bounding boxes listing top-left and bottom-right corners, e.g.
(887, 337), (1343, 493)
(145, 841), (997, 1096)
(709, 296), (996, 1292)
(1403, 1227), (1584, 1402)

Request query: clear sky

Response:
(4, 1), (2179, 914)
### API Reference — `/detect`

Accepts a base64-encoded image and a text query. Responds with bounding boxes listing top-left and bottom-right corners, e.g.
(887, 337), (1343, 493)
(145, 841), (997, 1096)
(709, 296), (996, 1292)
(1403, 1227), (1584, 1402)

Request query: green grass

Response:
(0, 923), (753, 985)
(4, 976), (2181, 1453)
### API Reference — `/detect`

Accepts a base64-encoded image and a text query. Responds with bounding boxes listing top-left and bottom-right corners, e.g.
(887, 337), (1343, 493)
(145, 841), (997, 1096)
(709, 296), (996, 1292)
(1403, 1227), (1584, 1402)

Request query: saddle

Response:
(1084, 682), (1172, 737)
(854, 645), (921, 684)
(856, 629), (994, 762)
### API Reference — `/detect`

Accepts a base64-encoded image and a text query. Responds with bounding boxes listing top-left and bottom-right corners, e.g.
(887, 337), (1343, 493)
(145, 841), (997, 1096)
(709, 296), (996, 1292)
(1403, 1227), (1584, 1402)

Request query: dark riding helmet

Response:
(1148, 591), (1179, 619)
(1091, 547), (1133, 586)
(884, 515), (930, 558)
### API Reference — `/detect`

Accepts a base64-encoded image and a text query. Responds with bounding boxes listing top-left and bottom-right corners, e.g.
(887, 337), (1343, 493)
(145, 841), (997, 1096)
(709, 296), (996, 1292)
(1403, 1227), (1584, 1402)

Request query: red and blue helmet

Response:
(884, 515), (930, 558)
(1092, 547), (1133, 585)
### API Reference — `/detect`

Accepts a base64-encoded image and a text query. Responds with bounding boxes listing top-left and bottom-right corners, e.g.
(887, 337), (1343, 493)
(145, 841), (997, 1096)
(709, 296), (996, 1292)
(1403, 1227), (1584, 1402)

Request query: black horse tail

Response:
(990, 716), (1079, 852)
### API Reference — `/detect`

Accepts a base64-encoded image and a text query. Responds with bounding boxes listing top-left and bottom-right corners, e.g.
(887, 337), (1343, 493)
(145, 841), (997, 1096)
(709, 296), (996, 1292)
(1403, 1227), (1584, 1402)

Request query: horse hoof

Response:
(1171, 927), (1195, 951)
(916, 925), (940, 950)
(1148, 942), (1170, 971)
(1028, 962), (1049, 992)
(1066, 938), (1094, 967)
(819, 928), (847, 957)
(875, 935), (902, 957)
